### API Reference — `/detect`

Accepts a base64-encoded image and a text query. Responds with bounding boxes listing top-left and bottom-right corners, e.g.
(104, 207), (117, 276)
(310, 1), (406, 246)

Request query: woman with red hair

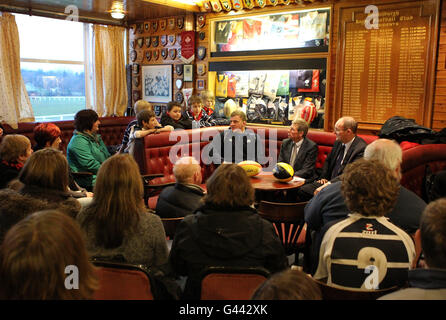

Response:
(33, 123), (62, 151)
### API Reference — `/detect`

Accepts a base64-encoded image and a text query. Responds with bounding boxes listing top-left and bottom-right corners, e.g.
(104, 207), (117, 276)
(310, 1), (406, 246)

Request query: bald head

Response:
(173, 156), (202, 185)
(364, 139), (402, 180)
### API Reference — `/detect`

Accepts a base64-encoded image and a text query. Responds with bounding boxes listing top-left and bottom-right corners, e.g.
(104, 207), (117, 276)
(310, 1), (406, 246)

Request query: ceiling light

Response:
(110, 1), (125, 20)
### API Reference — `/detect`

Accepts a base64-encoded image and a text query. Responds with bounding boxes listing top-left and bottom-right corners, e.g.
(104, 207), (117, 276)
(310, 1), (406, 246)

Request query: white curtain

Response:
(92, 25), (127, 117)
(0, 12), (34, 129)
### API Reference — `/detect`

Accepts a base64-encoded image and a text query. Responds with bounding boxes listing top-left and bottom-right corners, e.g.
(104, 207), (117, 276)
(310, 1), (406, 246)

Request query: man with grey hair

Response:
(297, 116), (367, 201)
(278, 118), (318, 180)
(304, 138), (426, 274)
(155, 156), (205, 218)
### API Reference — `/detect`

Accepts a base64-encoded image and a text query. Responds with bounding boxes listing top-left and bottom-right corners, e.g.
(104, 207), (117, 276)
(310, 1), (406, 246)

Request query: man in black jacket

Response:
(278, 118), (318, 180)
(297, 116), (367, 201)
(155, 156), (205, 218)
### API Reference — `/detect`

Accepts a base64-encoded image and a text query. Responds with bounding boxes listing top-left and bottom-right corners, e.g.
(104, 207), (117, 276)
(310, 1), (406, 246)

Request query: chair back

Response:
(200, 266), (270, 300)
(412, 229), (423, 269)
(313, 278), (400, 300)
(257, 201), (308, 255)
(91, 259), (154, 300)
(161, 217), (184, 240)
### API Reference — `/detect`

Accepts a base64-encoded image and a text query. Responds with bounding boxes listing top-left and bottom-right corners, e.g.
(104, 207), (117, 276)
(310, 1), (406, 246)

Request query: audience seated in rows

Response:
(305, 139), (426, 274)
(380, 198), (446, 300)
(313, 159), (415, 290)
(160, 101), (192, 130)
(169, 163), (288, 299)
(251, 268), (322, 300)
(67, 109), (110, 190)
(76, 154), (168, 267)
(0, 210), (98, 299)
(0, 134), (33, 189)
(297, 116), (367, 201)
(155, 156), (205, 218)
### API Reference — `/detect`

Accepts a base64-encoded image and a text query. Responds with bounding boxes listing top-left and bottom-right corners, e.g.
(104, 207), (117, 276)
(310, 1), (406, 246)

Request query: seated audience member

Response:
(428, 170), (446, 202)
(0, 210), (98, 299)
(17, 148), (81, 219)
(119, 99), (153, 153)
(124, 109), (173, 154)
(297, 116), (367, 201)
(32, 122), (62, 151)
(314, 159), (415, 290)
(278, 118), (318, 180)
(184, 95), (216, 128)
(77, 154), (168, 267)
(251, 268), (322, 300)
(380, 198), (446, 300)
(169, 163), (288, 299)
(201, 90), (229, 125)
(210, 110), (265, 164)
(160, 101), (192, 130)
(155, 156), (205, 218)
(305, 139), (426, 273)
(0, 134), (33, 189)
(67, 109), (110, 190)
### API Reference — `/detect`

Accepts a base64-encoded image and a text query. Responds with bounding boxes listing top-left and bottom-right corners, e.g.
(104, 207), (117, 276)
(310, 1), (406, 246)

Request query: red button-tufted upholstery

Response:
(3, 116), (134, 154)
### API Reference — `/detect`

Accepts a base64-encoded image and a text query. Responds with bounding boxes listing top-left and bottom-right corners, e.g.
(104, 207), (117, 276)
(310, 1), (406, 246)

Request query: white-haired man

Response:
(155, 156), (205, 218)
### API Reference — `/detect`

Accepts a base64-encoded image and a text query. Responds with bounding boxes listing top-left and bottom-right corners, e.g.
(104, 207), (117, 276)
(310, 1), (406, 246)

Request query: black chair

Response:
(257, 200), (310, 269)
(199, 266), (270, 300)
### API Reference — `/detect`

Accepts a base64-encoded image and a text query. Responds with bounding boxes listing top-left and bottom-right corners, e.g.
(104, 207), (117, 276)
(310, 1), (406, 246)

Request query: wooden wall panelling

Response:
(433, 0), (446, 130)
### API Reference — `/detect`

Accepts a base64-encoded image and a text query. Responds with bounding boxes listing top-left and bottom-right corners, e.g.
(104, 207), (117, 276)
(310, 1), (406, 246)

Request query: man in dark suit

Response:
(297, 116), (367, 201)
(278, 119), (317, 180)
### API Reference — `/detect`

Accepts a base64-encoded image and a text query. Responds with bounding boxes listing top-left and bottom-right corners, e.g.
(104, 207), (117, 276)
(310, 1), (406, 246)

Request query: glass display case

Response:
(208, 7), (330, 129)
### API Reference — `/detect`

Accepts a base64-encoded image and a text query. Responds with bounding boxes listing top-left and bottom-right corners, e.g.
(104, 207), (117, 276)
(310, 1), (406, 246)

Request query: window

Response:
(15, 14), (91, 121)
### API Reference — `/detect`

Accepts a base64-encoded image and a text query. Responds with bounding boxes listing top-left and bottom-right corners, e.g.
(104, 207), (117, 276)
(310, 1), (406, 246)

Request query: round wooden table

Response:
(250, 171), (305, 191)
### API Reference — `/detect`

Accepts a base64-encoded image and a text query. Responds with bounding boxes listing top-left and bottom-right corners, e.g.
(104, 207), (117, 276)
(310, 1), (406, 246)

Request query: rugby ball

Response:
(273, 162), (294, 182)
(238, 160), (262, 177)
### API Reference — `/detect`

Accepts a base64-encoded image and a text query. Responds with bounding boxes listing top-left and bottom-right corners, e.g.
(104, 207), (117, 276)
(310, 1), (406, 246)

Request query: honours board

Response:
(336, 0), (440, 129)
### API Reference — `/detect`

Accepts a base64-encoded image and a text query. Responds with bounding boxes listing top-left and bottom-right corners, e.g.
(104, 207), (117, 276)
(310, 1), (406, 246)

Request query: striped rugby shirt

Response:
(314, 213), (415, 290)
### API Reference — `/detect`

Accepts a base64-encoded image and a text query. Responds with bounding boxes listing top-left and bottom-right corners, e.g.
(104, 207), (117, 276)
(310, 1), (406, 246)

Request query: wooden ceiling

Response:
(0, 0), (200, 25)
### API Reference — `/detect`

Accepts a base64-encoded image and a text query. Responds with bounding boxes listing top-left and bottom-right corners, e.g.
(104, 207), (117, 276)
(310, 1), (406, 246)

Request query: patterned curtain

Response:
(92, 25), (127, 117)
(0, 13), (34, 129)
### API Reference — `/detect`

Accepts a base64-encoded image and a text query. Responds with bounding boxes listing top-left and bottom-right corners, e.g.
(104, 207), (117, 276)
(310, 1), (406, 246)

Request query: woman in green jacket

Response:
(67, 110), (110, 190)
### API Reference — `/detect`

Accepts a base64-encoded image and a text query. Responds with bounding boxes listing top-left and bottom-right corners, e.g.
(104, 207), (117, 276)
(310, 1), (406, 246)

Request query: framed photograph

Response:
(184, 64), (193, 82)
(196, 79), (206, 90)
(142, 65), (172, 103)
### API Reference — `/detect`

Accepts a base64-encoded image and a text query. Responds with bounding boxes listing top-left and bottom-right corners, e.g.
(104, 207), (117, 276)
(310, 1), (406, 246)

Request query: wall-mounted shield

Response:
(138, 24), (144, 33)
(160, 19), (167, 31)
(130, 50), (137, 62)
(175, 91), (184, 103)
(169, 48), (177, 60)
(160, 35), (167, 47)
(145, 37), (151, 48)
(197, 15), (206, 29)
(130, 40), (135, 49)
(132, 64), (140, 74)
(133, 90), (141, 101)
(153, 49), (159, 60)
(168, 18), (176, 30)
(152, 21), (158, 32)
(175, 64), (183, 76)
(199, 31), (206, 41)
(197, 63), (206, 76)
(197, 46), (206, 60)
(177, 17), (184, 29)
(161, 48), (168, 60)
(133, 77), (140, 87)
(175, 79), (183, 90)
(168, 34), (176, 45)
(152, 36), (159, 47)
(137, 38), (144, 48)
(145, 23), (150, 32)
(145, 50), (152, 61)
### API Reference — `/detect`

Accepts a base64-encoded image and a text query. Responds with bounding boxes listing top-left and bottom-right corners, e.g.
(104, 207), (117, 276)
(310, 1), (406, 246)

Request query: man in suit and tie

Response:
(297, 116), (367, 201)
(278, 119), (318, 180)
